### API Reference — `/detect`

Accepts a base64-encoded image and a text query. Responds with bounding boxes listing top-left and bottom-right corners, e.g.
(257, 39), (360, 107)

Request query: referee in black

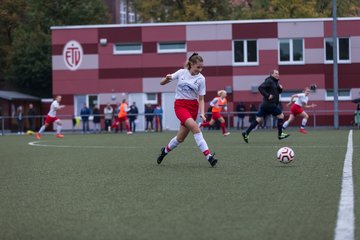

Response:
(242, 69), (289, 143)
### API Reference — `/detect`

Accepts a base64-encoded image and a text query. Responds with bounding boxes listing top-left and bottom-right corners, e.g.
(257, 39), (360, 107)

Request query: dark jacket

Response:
(128, 105), (139, 120)
(93, 108), (101, 123)
(258, 75), (283, 107)
(80, 107), (91, 121)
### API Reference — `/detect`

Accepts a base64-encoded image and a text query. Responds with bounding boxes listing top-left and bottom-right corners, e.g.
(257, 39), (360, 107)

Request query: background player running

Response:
(36, 95), (65, 139)
(199, 90), (230, 136)
(282, 87), (317, 134)
(242, 70), (289, 143)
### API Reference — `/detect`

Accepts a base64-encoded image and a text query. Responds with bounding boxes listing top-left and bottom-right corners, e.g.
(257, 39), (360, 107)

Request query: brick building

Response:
(51, 18), (360, 130)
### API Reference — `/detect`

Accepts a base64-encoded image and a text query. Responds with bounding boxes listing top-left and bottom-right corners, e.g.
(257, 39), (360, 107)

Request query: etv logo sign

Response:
(63, 40), (83, 71)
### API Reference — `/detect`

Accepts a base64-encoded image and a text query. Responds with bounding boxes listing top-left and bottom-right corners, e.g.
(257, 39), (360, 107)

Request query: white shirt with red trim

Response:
(171, 69), (206, 100)
(294, 93), (308, 107)
(48, 100), (60, 117)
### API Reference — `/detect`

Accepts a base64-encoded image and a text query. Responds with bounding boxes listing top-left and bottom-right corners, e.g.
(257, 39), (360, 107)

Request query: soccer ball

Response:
(277, 147), (295, 164)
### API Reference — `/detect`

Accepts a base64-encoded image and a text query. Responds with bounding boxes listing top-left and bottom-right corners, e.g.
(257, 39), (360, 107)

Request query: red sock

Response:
(221, 122), (226, 134)
(203, 149), (210, 156)
(202, 122), (210, 127)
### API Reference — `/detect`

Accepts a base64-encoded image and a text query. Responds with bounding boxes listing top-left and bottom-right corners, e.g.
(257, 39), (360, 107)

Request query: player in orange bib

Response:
(111, 99), (133, 135)
(199, 90), (230, 136)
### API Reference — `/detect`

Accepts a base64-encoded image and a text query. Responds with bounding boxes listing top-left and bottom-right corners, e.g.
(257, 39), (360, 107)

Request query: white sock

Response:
(301, 118), (307, 128)
(38, 125), (46, 134)
(193, 132), (210, 158)
(283, 121), (289, 129)
(56, 125), (62, 134)
(165, 136), (180, 153)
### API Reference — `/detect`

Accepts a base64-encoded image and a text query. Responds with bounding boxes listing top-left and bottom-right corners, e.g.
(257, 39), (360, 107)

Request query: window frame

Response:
(113, 42), (142, 55)
(232, 39), (259, 66)
(144, 93), (158, 104)
(324, 37), (351, 64)
(278, 38), (305, 65)
(74, 94), (100, 116)
(157, 42), (186, 53)
(325, 89), (351, 101)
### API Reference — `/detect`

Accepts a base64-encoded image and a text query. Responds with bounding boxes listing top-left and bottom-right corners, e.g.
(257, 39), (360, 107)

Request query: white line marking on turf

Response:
(28, 141), (346, 150)
(334, 130), (354, 240)
(28, 141), (143, 149)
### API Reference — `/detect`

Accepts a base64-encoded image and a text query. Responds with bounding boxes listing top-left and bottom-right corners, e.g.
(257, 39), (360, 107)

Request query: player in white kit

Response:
(282, 87), (316, 134)
(156, 53), (218, 167)
(36, 95), (65, 139)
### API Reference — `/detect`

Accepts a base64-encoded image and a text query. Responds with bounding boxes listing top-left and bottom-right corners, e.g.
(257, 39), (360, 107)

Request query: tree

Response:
(0, 0), (26, 86)
(4, 0), (110, 97)
(133, 0), (233, 22)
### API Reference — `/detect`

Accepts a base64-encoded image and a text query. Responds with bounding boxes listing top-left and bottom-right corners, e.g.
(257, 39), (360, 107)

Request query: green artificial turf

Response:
(0, 129), (358, 240)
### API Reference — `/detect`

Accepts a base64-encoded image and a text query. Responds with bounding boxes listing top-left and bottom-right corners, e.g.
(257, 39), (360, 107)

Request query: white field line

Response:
(334, 130), (354, 240)
(28, 141), (346, 149)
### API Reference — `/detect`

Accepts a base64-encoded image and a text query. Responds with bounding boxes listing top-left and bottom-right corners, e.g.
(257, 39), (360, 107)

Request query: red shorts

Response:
(45, 115), (59, 124)
(116, 116), (128, 123)
(174, 99), (199, 125)
(290, 104), (304, 116)
(211, 112), (222, 120)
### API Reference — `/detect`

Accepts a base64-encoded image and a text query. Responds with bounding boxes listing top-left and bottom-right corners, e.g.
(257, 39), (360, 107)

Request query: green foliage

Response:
(4, 0), (110, 97)
(133, 0), (233, 22)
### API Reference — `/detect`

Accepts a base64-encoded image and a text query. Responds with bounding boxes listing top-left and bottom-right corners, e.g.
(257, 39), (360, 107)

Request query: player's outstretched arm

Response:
(160, 74), (172, 85)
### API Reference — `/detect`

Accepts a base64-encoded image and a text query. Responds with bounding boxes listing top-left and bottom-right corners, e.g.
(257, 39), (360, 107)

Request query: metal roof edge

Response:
(50, 17), (360, 30)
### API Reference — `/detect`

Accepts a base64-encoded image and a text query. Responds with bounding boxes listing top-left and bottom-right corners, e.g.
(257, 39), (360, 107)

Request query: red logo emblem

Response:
(63, 41), (83, 71)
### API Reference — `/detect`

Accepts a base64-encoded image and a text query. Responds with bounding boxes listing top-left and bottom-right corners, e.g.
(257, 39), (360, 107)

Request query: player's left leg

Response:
(218, 117), (230, 136)
(55, 120), (64, 138)
(186, 118), (218, 167)
(276, 113), (289, 140)
(299, 111), (309, 134)
(282, 114), (295, 129)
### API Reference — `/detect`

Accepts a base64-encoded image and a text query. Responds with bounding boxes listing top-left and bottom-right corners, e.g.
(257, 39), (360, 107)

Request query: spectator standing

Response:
(27, 103), (36, 131)
(128, 102), (139, 132)
(92, 106), (101, 133)
(145, 104), (154, 132)
(104, 103), (113, 132)
(80, 103), (91, 133)
(236, 102), (246, 130)
(154, 105), (163, 132)
(16, 106), (24, 134)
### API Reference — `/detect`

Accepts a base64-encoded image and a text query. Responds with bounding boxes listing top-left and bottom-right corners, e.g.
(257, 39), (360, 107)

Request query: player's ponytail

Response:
(185, 52), (203, 70)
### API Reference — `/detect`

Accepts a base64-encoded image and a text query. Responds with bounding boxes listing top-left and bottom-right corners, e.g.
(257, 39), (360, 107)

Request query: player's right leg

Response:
(157, 125), (188, 164)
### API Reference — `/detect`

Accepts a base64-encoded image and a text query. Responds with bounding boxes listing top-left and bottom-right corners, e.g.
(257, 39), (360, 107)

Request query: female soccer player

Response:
(157, 53), (218, 167)
(36, 95), (65, 139)
(199, 90), (230, 136)
(282, 87), (317, 134)
(111, 99), (133, 135)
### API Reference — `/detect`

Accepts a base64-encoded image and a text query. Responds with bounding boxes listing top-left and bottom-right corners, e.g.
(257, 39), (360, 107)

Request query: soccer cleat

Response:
(299, 128), (308, 134)
(157, 147), (167, 164)
(242, 132), (249, 143)
(278, 132), (290, 140)
(56, 133), (64, 138)
(207, 153), (218, 167)
(127, 131), (133, 135)
(36, 133), (41, 140)
(223, 132), (231, 136)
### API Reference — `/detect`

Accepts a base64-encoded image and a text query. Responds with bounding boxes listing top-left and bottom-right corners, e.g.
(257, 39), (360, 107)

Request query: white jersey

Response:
(171, 69), (206, 100)
(48, 100), (60, 117)
(294, 93), (308, 107)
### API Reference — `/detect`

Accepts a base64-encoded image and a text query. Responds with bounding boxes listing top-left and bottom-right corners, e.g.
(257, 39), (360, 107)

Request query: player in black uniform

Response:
(242, 69), (289, 143)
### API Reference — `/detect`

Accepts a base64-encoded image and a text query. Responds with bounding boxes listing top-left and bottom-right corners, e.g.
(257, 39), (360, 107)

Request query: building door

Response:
(128, 93), (145, 131)
(162, 93), (178, 131)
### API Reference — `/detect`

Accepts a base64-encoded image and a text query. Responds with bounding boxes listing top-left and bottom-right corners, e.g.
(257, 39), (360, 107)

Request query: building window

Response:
(280, 90), (302, 101)
(74, 95), (99, 116)
(325, 89), (351, 101)
(145, 93), (157, 104)
(114, 43), (142, 54)
(325, 38), (350, 63)
(233, 40), (258, 65)
(279, 39), (304, 64)
(158, 42), (186, 53)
